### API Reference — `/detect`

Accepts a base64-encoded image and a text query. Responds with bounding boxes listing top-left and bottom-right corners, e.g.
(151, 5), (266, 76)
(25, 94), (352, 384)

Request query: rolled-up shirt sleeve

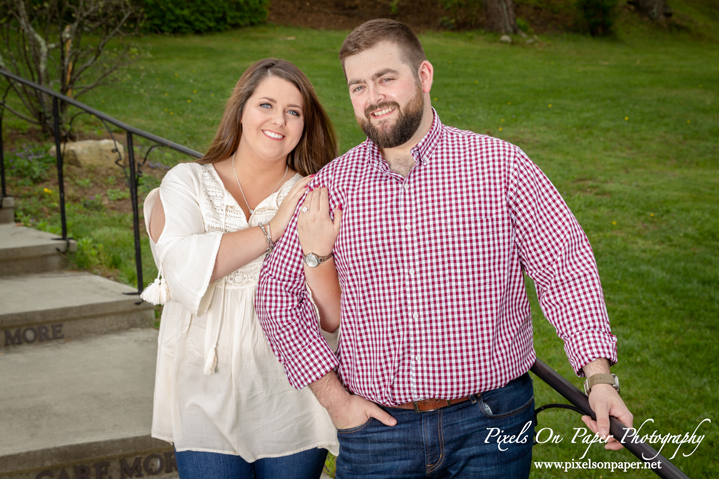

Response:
(256, 183), (339, 390)
(154, 164), (223, 316)
(509, 148), (618, 376)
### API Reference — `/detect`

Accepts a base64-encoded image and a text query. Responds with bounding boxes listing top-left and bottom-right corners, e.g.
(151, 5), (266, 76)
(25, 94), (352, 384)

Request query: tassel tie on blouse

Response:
(203, 197), (231, 376)
(141, 266), (171, 305)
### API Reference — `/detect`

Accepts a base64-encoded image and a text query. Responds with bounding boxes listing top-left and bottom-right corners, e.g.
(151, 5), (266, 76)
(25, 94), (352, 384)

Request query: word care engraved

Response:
(34, 452), (177, 479)
(3, 323), (64, 347)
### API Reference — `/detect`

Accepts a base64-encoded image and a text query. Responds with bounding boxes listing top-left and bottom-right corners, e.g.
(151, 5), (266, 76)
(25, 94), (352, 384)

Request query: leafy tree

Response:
(0, 0), (142, 135)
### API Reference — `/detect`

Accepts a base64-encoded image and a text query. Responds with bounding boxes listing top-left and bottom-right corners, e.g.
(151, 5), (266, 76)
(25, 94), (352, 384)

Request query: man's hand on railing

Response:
(582, 384), (634, 450)
(581, 358), (634, 450)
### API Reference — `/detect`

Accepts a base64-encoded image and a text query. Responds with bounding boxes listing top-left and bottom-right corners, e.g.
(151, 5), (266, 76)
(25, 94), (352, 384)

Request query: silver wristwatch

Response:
(303, 252), (333, 268)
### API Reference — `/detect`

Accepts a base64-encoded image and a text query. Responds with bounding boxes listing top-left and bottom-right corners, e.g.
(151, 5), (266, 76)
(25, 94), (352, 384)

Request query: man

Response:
(257, 19), (632, 478)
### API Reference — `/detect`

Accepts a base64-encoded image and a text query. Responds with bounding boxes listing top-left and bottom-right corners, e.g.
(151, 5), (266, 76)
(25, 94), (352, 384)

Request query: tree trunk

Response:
(633, 0), (671, 22)
(484, 0), (519, 34)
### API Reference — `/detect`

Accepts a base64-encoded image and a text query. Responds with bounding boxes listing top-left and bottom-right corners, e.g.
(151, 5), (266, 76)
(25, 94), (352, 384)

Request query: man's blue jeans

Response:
(175, 447), (328, 479)
(335, 373), (535, 479)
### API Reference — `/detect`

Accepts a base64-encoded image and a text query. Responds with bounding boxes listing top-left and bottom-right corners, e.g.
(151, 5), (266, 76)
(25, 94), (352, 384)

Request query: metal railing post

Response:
(0, 111), (6, 201)
(52, 97), (68, 241)
(126, 131), (143, 295)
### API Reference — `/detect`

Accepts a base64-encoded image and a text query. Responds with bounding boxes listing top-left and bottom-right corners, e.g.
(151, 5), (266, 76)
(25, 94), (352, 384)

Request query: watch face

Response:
(305, 253), (319, 268)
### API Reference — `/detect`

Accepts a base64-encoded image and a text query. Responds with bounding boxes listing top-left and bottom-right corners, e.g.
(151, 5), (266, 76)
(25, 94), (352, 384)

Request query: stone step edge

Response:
(0, 435), (174, 477)
(0, 298), (154, 329)
(0, 308), (156, 349)
(0, 239), (77, 257)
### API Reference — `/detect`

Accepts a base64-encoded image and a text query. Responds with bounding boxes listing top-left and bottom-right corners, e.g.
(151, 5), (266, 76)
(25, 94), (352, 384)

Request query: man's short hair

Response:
(339, 19), (426, 80)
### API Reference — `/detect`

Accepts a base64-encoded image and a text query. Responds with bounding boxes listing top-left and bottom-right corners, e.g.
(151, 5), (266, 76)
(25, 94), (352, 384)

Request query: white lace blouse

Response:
(143, 162), (338, 460)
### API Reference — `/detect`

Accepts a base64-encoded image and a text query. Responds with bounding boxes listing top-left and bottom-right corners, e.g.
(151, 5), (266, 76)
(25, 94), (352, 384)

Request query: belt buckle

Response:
(413, 399), (452, 413)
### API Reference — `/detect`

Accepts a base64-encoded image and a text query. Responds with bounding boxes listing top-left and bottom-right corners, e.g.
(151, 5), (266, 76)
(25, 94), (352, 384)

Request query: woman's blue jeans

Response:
(335, 373), (535, 479)
(174, 447), (328, 479)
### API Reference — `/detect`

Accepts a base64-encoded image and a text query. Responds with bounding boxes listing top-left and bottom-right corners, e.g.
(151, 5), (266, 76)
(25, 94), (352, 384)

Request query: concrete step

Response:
(0, 272), (154, 349)
(0, 197), (13, 224)
(0, 328), (177, 479)
(0, 224), (76, 277)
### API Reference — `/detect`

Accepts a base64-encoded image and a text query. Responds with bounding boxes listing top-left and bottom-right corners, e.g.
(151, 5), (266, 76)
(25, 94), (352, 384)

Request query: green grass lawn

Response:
(3, 10), (718, 478)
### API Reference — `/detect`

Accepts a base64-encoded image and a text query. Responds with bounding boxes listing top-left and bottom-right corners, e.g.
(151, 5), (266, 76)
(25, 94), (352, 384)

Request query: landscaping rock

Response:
(49, 139), (125, 168)
(500, 35), (512, 44)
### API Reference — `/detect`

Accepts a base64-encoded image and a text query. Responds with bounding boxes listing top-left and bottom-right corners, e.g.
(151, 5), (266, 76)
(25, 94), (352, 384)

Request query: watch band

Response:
(584, 373), (620, 395)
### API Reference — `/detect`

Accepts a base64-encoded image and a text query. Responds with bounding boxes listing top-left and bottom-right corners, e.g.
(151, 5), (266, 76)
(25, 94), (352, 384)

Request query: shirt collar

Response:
(365, 108), (443, 169)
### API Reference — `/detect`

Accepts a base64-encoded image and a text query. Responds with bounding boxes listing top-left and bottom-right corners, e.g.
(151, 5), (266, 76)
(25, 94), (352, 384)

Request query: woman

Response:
(141, 58), (340, 479)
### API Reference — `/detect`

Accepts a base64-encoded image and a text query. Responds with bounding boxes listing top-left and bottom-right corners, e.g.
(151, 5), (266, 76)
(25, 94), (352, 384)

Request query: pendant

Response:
(249, 209), (254, 214)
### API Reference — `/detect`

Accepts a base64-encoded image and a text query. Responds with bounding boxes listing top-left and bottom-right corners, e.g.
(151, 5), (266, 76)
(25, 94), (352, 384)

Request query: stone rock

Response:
(500, 35), (512, 44)
(49, 139), (125, 168)
(526, 38), (536, 44)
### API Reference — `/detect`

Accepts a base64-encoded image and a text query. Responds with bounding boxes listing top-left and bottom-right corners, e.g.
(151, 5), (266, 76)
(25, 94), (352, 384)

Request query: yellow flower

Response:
(650, 213), (655, 217)
(625, 117), (629, 121)
(434, 97), (437, 101)
(164, 108), (168, 112)
(548, 104), (552, 108)
(687, 120), (691, 124)
(101, 100), (105, 103)
(170, 112), (174, 115)
(501, 119), (505, 122)
(507, 102), (511, 105)
(475, 80), (478, 84)
(187, 99), (191, 103)
(44, 188), (52, 194)
(193, 90), (197, 94)
(612, 221), (617, 225)
(164, 93), (168, 96)
(174, 73), (178, 77)
(499, 127), (503, 131)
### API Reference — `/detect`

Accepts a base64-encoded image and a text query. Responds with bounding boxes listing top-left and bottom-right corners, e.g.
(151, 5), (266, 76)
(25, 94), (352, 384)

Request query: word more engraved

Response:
(2, 323), (64, 347)
(34, 452), (177, 479)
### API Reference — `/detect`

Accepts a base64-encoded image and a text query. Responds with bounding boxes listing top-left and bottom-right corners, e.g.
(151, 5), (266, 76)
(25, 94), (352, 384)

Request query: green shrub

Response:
(106, 188), (131, 201)
(439, 0), (484, 29)
(576, 0), (618, 36)
(5, 146), (55, 186)
(141, 0), (269, 34)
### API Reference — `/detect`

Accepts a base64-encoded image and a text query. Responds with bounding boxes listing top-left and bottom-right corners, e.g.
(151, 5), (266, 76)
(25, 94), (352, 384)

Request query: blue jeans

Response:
(336, 373), (535, 479)
(175, 447), (328, 479)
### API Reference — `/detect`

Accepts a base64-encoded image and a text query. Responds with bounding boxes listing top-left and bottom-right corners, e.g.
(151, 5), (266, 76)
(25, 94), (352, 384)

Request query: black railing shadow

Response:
(0, 71), (694, 479)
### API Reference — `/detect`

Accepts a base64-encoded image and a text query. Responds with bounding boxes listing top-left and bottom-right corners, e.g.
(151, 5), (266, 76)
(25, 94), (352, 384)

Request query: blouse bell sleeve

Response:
(152, 163), (224, 316)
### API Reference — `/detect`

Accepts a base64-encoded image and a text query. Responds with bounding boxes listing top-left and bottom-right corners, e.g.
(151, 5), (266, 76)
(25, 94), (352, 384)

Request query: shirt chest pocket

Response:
(431, 214), (513, 285)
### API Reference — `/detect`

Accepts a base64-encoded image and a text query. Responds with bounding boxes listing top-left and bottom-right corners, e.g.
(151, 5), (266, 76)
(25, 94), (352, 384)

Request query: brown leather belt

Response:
(393, 396), (473, 413)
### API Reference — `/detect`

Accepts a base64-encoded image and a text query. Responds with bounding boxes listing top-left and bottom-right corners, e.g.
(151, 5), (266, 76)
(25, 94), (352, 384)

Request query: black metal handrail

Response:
(531, 359), (690, 479)
(0, 68), (202, 296)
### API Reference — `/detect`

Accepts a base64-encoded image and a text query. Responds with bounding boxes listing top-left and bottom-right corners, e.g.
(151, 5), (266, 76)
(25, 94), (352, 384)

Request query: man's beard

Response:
(358, 87), (424, 149)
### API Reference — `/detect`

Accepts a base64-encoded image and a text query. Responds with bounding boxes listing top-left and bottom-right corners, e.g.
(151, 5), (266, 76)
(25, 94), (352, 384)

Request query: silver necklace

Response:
(232, 152), (288, 215)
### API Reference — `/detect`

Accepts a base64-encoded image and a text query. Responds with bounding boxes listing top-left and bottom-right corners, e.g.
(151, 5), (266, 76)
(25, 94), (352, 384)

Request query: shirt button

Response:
(404, 184), (410, 190)
(408, 269), (415, 276)
(405, 224), (412, 231)
(413, 312), (419, 319)
(415, 354), (421, 362)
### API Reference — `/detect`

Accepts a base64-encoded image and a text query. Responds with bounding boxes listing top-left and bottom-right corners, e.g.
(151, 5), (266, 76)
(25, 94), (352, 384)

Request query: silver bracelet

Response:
(258, 222), (274, 256)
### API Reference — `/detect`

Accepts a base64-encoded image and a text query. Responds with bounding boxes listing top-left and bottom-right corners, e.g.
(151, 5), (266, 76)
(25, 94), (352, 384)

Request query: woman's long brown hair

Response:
(198, 58), (338, 176)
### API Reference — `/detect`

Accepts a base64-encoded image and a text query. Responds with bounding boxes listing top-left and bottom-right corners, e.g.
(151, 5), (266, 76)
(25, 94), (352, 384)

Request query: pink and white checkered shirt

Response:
(257, 111), (617, 407)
